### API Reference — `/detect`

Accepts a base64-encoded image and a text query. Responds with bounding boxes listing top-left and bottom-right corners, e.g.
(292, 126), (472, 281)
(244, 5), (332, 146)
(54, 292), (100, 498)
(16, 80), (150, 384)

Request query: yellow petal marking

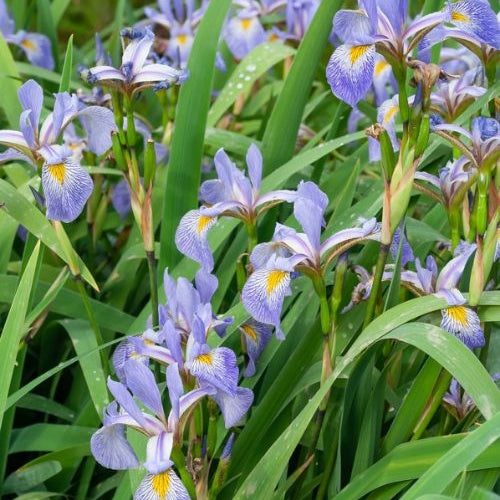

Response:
(241, 324), (257, 342)
(197, 215), (214, 234)
(240, 19), (253, 31)
(383, 105), (398, 123)
(445, 306), (468, 326)
(266, 270), (288, 296)
(21, 39), (37, 50)
(152, 471), (171, 497)
(48, 163), (66, 185)
(349, 45), (372, 65)
(177, 34), (188, 45)
(197, 353), (213, 365)
(451, 10), (470, 22)
(374, 60), (388, 76)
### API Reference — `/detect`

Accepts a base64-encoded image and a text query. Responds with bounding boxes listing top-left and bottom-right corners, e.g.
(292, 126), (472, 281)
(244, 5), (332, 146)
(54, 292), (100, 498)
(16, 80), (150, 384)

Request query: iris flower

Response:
(176, 144), (296, 271)
(0, 80), (116, 222)
(242, 181), (381, 337)
(0, 0), (54, 70)
(82, 27), (187, 95)
(326, 0), (446, 106)
(276, 0), (319, 41)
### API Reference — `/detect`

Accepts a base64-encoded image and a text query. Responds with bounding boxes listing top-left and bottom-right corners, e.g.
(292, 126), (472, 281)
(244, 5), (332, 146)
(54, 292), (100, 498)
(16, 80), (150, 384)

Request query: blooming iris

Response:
(0, 80), (116, 222)
(82, 27), (188, 95)
(242, 181), (381, 337)
(0, 0), (54, 69)
(175, 144), (296, 271)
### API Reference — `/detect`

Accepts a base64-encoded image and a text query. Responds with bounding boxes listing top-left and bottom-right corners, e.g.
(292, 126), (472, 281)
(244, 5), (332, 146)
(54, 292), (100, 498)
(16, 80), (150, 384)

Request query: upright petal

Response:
(107, 378), (148, 429)
(436, 242), (476, 291)
(134, 469), (189, 500)
(77, 105), (117, 155)
(166, 363), (184, 421)
(326, 43), (376, 107)
(246, 143), (263, 192)
(91, 424), (139, 470)
(41, 157), (93, 223)
(195, 268), (218, 303)
(122, 27), (155, 75)
(175, 209), (217, 271)
(18, 79), (43, 133)
(144, 432), (174, 475)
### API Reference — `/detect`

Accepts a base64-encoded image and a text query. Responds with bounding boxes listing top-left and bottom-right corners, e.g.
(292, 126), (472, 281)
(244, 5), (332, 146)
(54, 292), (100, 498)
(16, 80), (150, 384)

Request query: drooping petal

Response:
(144, 432), (174, 475)
(15, 31), (54, 70)
(447, 0), (499, 48)
(185, 347), (239, 395)
(111, 180), (132, 219)
(134, 469), (189, 500)
(112, 338), (148, 381)
(213, 387), (254, 428)
(240, 320), (272, 377)
(326, 43), (376, 107)
(195, 268), (218, 304)
(85, 65), (127, 84)
(0, 130), (30, 152)
(91, 424), (139, 470)
(390, 227), (414, 266)
(41, 157), (93, 223)
(440, 306), (485, 349)
(123, 359), (165, 419)
(77, 105), (117, 155)
(175, 209), (217, 271)
(224, 14), (266, 60)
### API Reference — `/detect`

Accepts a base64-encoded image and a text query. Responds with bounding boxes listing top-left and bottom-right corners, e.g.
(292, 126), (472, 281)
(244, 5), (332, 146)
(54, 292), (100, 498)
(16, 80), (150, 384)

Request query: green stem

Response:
(246, 220), (258, 252)
(74, 456), (95, 500)
(76, 277), (110, 376)
(171, 446), (196, 499)
(146, 250), (159, 330)
(363, 244), (390, 328)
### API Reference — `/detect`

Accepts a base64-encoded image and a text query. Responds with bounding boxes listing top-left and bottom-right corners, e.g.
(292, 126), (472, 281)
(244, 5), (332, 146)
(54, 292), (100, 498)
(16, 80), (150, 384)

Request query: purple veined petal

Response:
(112, 338), (148, 381)
(48, 92), (77, 144)
(90, 424), (140, 470)
(246, 143), (263, 192)
(162, 320), (184, 367)
(280, 229), (316, 262)
(144, 432), (174, 475)
(403, 11), (447, 42)
(110, 179), (132, 219)
(0, 147), (33, 165)
(176, 277), (201, 326)
(15, 31), (54, 70)
(107, 377), (148, 429)
(18, 79), (43, 134)
(76, 105), (117, 155)
(186, 347), (239, 395)
(199, 179), (227, 205)
(415, 171), (441, 189)
(123, 359), (165, 420)
(221, 433), (235, 460)
(241, 262), (293, 339)
(177, 386), (213, 420)
(433, 123), (472, 140)
(471, 116), (499, 143)
(166, 24), (194, 68)
(415, 257), (435, 294)
(41, 157), (93, 223)
(19, 109), (35, 148)
(333, 9), (374, 45)
(399, 270), (425, 291)
(446, 0), (499, 49)
(195, 268), (218, 304)
(326, 43), (376, 107)
(436, 242), (476, 290)
(390, 226), (414, 266)
(240, 320), (272, 377)
(86, 65), (127, 84)
(122, 27), (155, 75)
(191, 314), (208, 346)
(249, 240), (289, 269)
(255, 189), (297, 208)
(166, 363), (183, 421)
(134, 469), (189, 500)
(175, 209), (217, 271)
(200, 200), (245, 217)
(440, 305), (485, 349)
(0, 129), (30, 152)
(436, 287), (466, 306)
(224, 14), (266, 60)
(377, 0), (407, 36)
(213, 386), (254, 429)
(128, 336), (176, 366)
(132, 63), (185, 84)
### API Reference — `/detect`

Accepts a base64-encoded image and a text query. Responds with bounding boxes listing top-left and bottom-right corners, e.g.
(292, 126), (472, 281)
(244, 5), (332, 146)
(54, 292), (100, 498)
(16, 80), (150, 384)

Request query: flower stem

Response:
(363, 244), (390, 328)
(146, 250), (159, 330)
(171, 446), (196, 499)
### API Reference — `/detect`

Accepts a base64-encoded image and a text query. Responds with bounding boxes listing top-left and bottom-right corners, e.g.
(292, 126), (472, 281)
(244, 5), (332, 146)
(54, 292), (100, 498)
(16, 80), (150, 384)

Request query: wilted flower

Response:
(82, 27), (188, 95)
(0, 0), (54, 69)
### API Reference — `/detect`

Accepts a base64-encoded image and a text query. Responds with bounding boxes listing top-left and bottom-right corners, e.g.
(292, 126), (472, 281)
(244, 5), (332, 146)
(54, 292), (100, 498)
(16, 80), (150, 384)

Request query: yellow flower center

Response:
(152, 471), (171, 497)
(197, 215), (214, 234)
(445, 306), (468, 326)
(21, 39), (36, 50)
(266, 270), (288, 296)
(177, 34), (188, 45)
(197, 353), (213, 365)
(48, 163), (66, 185)
(349, 45), (371, 65)
(241, 324), (257, 342)
(451, 10), (470, 22)
(374, 60), (388, 76)
(240, 19), (253, 31)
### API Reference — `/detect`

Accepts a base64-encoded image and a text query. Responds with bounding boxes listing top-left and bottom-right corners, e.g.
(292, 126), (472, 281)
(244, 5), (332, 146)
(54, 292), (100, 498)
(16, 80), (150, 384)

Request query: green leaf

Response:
(3, 461), (62, 494)
(0, 242), (40, 430)
(36, 0), (59, 70)
(58, 34), (73, 93)
(61, 319), (109, 417)
(0, 33), (22, 127)
(207, 42), (295, 127)
(260, 0), (343, 174)
(50, 0), (72, 26)
(159, 0), (233, 270)
(16, 394), (75, 422)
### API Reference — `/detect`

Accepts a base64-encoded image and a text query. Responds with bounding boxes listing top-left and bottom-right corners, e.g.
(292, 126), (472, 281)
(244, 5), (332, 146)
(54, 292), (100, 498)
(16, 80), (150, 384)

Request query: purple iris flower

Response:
(0, 80), (116, 222)
(275, 0), (319, 41)
(0, 0), (54, 70)
(175, 144), (296, 271)
(144, 0), (208, 68)
(242, 182), (381, 337)
(82, 27), (188, 95)
(239, 320), (272, 377)
(326, 0), (446, 106)
(110, 179), (132, 220)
